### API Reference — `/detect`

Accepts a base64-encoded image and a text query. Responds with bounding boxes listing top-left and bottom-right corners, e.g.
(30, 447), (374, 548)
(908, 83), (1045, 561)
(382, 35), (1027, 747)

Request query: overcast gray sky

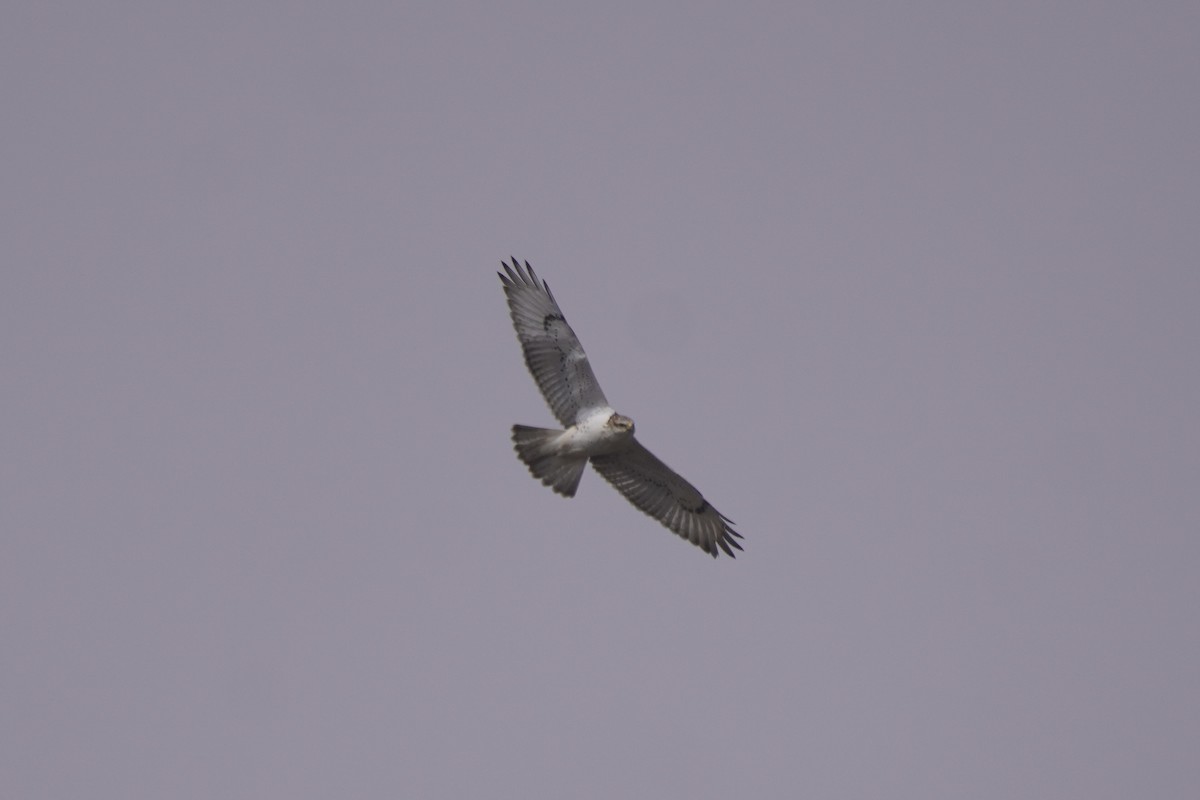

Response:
(4, 2), (1198, 798)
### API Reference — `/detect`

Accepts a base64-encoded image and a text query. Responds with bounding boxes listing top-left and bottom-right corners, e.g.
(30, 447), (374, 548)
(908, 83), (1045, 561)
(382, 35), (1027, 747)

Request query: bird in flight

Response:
(498, 258), (743, 558)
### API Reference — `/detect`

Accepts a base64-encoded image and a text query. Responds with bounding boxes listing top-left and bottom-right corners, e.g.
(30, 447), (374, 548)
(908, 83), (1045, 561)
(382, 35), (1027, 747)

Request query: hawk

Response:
(499, 258), (744, 558)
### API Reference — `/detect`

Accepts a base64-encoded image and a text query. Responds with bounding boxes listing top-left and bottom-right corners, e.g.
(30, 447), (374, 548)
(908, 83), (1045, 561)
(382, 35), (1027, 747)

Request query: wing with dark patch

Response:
(499, 258), (609, 426)
(590, 440), (744, 558)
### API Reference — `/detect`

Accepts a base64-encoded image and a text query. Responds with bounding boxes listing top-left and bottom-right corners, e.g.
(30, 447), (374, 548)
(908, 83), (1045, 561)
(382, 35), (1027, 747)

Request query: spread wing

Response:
(499, 258), (610, 426)
(590, 440), (744, 558)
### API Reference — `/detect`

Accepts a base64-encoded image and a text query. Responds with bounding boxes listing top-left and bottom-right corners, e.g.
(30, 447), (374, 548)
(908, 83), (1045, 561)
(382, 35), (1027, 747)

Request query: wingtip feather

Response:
(497, 256), (554, 300)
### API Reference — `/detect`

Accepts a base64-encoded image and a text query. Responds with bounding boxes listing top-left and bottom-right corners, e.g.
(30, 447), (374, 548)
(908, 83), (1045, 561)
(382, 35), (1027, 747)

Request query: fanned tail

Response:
(511, 425), (587, 497)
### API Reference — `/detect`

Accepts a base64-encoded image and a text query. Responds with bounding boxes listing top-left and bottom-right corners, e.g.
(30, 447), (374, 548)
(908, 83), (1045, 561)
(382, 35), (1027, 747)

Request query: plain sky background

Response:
(4, 2), (1198, 797)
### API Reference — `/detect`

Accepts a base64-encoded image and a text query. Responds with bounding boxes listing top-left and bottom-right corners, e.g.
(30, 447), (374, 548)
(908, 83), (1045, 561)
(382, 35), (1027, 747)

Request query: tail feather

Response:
(512, 425), (587, 497)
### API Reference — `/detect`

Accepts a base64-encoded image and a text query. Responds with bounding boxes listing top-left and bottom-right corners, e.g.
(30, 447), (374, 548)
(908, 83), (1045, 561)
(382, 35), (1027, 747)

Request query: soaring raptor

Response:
(499, 258), (743, 558)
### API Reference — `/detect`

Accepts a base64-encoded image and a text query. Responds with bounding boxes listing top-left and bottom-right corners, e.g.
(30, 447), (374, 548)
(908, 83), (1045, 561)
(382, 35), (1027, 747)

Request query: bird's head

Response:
(608, 412), (635, 435)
